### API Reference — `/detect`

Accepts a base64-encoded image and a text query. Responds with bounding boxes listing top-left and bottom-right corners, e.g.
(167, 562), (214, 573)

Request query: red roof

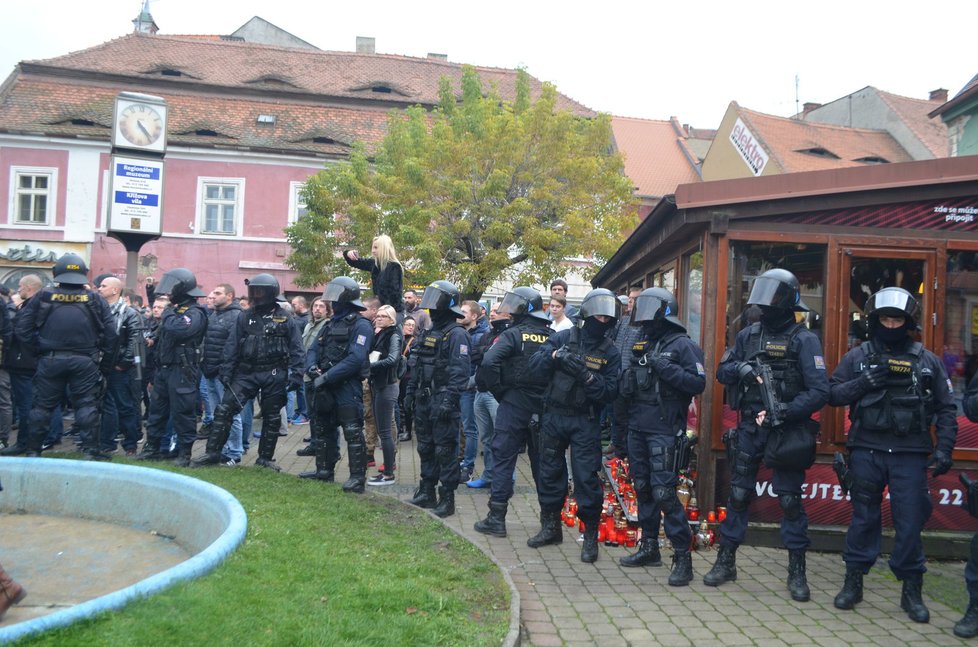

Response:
(610, 116), (701, 198)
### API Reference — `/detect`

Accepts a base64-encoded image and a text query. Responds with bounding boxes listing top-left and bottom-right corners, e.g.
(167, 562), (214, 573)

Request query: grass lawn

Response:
(18, 464), (510, 647)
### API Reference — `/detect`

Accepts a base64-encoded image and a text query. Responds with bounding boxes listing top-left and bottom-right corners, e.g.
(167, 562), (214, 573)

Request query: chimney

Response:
(929, 88), (948, 103)
(427, 53), (448, 61)
(802, 102), (822, 115)
(356, 36), (375, 54)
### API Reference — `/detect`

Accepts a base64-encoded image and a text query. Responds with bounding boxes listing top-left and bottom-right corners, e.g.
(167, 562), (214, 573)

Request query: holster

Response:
(833, 452), (853, 495)
(962, 473), (978, 519)
(528, 413), (542, 454)
(674, 432), (699, 475)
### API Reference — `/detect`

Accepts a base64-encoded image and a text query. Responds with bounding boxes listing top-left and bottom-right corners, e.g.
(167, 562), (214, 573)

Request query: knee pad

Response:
(652, 485), (681, 514)
(342, 423), (364, 444)
(730, 485), (753, 512)
(214, 403), (235, 426)
(779, 493), (802, 520)
(435, 445), (455, 464)
(733, 449), (760, 478)
(337, 405), (360, 427)
(850, 479), (884, 506)
(74, 402), (99, 429)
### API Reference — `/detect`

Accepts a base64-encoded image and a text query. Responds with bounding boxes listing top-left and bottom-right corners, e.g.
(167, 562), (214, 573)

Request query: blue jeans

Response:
(286, 390), (297, 420)
(100, 368), (141, 451)
(460, 390), (478, 472)
(240, 398), (253, 451)
(10, 373), (33, 447)
(203, 376), (244, 460)
(473, 392), (498, 483)
(200, 375), (214, 425)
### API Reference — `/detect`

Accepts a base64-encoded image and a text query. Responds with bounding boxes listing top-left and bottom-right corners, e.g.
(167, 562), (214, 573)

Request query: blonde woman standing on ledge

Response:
(343, 235), (404, 317)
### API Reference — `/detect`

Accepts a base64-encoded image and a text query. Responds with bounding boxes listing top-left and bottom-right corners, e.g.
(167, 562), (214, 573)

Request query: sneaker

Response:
(291, 416), (309, 425)
(377, 464), (397, 472)
(220, 455), (241, 467)
(467, 477), (490, 489)
(367, 473), (396, 486)
(41, 439), (61, 451)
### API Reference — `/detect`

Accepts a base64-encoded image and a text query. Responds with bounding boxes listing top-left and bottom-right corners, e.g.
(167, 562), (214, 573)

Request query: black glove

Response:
(652, 354), (672, 374)
(559, 352), (586, 376)
(735, 361), (758, 384)
(859, 363), (889, 392)
(930, 449), (953, 477)
(437, 395), (457, 421)
(306, 366), (322, 379)
(287, 374), (303, 392)
(403, 394), (415, 416)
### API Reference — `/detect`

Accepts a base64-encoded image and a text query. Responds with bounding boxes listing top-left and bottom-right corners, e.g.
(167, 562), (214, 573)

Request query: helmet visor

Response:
(154, 273), (181, 297)
(630, 294), (668, 325)
(496, 291), (529, 316)
(869, 289), (913, 313)
(747, 276), (796, 309)
(580, 293), (619, 320)
(322, 281), (350, 303)
(248, 285), (276, 306)
(419, 285), (449, 311)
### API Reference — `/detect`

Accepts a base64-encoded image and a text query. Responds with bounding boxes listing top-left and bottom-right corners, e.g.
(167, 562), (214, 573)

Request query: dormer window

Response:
(196, 129), (219, 137)
(245, 76), (300, 89)
(371, 85), (392, 94)
(797, 147), (840, 159)
(854, 156), (890, 165)
(160, 69), (182, 77)
(313, 136), (336, 145)
(70, 119), (97, 127)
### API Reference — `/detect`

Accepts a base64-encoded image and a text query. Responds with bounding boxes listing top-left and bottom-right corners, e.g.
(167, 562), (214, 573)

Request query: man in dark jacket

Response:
(199, 284), (244, 464)
(1, 274), (43, 455)
(460, 301), (489, 482)
(96, 276), (144, 456)
(467, 304), (510, 489)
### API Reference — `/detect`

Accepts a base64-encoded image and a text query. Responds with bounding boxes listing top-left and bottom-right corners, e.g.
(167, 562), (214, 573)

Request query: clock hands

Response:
(136, 120), (152, 140)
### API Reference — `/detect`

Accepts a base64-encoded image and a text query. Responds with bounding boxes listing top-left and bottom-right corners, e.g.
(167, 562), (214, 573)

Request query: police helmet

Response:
(747, 268), (808, 312)
(419, 280), (464, 317)
(579, 288), (621, 322)
(865, 287), (921, 330)
(497, 286), (549, 321)
(53, 253), (90, 286)
(245, 273), (280, 308)
(322, 276), (365, 310)
(156, 268), (205, 301)
(630, 287), (685, 331)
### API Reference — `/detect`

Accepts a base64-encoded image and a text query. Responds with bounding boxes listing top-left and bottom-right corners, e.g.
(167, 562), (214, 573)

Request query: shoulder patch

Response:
(813, 356), (826, 370)
(356, 334), (367, 346)
(459, 344), (469, 356)
(696, 362), (706, 376)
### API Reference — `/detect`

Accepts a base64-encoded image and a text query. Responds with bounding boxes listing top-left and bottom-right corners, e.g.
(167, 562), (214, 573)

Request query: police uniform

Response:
(473, 286), (552, 537)
(15, 255), (117, 457)
(527, 288), (622, 563)
(707, 268), (829, 601)
(829, 287), (955, 622)
(303, 276), (373, 492)
(618, 288), (705, 584)
(405, 280), (471, 517)
(140, 268), (208, 465)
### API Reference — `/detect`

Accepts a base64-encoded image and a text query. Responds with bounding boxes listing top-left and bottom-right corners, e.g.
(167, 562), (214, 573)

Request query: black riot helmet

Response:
(53, 253), (89, 286)
(419, 280), (464, 317)
(579, 288), (621, 322)
(865, 286), (921, 332)
(244, 273), (279, 308)
(498, 286), (549, 321)
(156, 268), (205, 301)
(322, 276), (365, 310)
(747, 268), (808, 312)
(630, 287), (685, 331)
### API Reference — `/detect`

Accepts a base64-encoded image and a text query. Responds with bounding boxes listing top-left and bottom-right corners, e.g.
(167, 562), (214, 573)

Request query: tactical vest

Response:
(316, 313), (363, 375)
(36, 288), (104, 337)
(738, 322), (805, 408)
(501, 322), (551, 389)
(238, 306), (291, 372)
(157, 303), (206, 367)
(414, 323), (461, 395)
(546, 327), (613, 412)
(854, 340), (931, 436)
(628, 332), (689, 405)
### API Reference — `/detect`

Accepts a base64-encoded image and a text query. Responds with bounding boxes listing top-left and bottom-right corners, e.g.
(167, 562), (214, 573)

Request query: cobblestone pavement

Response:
(240, 424), (970, 646)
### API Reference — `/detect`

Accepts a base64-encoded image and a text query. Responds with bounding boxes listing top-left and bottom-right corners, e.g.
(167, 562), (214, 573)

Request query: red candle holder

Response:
(707, 511), (717, 523)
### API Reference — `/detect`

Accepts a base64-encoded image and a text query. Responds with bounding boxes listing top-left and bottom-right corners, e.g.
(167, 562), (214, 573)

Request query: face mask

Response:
(582, 318), (612, 339)
(874, 324), (908, 345)
(760, 307), (795, 330)
(642, 319), (669, 339)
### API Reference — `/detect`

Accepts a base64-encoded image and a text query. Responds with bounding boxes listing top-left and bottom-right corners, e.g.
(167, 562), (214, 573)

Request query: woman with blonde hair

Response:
(343, 235), (404, 315)
(366, 305), (403, 485)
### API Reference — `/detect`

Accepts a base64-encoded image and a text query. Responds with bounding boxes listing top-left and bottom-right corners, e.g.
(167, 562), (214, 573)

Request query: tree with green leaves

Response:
(285, 66), (636, 299)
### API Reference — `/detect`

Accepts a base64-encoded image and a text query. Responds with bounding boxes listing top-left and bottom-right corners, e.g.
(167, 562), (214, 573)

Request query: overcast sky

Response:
(2, 0), (976, 128)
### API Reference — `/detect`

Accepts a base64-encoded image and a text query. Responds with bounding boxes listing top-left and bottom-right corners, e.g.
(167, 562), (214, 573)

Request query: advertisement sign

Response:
(729, 117), (769, 176)
(108, 155), (164, 236)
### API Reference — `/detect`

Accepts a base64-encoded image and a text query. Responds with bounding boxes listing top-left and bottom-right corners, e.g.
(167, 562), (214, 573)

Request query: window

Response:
(9, 167), (56, 226)
(197, 178), (244, 236)
(288, 181), (309, 224)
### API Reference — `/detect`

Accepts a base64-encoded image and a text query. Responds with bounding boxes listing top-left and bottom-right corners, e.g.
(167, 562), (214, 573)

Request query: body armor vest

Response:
(738, 322), (804, 408)
(629, 332), (688, 405)
(546, 328), (613, 412)
(156, 303), (206, 368)
(238, 306), (291, 371)
(854, 340), (931, 436)
(501, 322), (551, 389)
(316, 313), (361, 374)
(414, 323), (461, 395)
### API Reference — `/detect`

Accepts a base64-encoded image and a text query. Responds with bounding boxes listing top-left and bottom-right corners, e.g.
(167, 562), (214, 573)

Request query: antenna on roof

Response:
(794, 74), (800, 118)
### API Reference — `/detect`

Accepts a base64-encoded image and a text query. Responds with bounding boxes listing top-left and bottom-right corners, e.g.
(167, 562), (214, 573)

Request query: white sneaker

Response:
(367, 473), (396, 486)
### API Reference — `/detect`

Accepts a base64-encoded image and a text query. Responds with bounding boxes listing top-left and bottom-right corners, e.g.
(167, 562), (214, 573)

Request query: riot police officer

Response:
(618, 288), (705, 584)
(138, 268), (208, 466)
(957, 471), (978, 638)
(526, 288), (622, 563)
(404, 280), (471, 517)
(473, 286), (552, 537)
(301, 277), (373, 491)
(829, 287), (956, 622)
(15, 254), (116, 457)
(195, 274), (303, 470)
(706, 268), (829, 601)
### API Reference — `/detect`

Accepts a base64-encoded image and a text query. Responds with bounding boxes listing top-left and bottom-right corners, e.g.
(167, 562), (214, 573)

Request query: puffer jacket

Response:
(201, 302), (243, 378)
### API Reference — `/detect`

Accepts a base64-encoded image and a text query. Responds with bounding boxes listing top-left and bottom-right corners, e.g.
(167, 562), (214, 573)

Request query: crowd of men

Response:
(2, 255), (978, 638)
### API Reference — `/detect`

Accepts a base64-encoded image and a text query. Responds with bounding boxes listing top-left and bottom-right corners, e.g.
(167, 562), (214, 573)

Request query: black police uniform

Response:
(829, 290), (955, 621)
(528, 322), (621, 558)
(620, 318), (705, 578)
(406, 308), (471, 516)
(957, 457), (978, 637)
(16, 281), (116, 456)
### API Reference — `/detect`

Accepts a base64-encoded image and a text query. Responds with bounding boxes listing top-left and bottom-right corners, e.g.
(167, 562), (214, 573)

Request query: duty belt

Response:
(239, 361), (286, 373)
(44, 350), (95, 358)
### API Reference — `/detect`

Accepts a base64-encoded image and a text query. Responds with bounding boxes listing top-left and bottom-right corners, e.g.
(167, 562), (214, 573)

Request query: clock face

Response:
(118, 103), (164, 147)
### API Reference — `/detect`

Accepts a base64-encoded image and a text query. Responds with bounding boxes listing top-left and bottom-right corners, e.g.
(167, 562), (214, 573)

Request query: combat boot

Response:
(703, 544), (737, 586)
(955, 596), (978, 638)
(432, 486), (455, 518)
(136, 439), (164, 461)
(192, 424), (230, 467)
(900, 572), (930, 623)
(408, 480), (437, 508)
(341, 442), (366, 493)
(669, 550), (693, 587)
(298, 446), (334, 481)
(296, 443), (316, 457)
(620, 536), (662, 567)
(833, 567), (863, 610)
(527, 509), (563, 548)
(0, 443), (27, 457)
(580, 523), (599, 563)
(474, 501), (508, 537)
(787, 549), (810, 602)
(172, 443), (193, 468)
(0, 563), (26, 620)
(255, 457), (281, 471)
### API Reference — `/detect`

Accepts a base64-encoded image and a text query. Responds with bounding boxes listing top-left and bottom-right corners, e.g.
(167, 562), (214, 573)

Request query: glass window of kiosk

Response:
(945, 250), (978, 452)
(682, 247), (703, 345)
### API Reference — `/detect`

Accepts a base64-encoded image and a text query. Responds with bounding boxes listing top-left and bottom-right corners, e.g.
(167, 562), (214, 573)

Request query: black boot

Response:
(0, 443), (27, 457)
(408, 480), (437, 508)
(341, 423), (366, 493)
(296, 443), (316, 457)
(255, 427), (282, 471)
(172, 443), (193, 468)
(136, 439), (164, 461)
(669, 550), (693, 587)
(900, 573), (930, 623)
(474, 501), (508, 537)
(955, 596), (978, 638)
(527, 509), (563, 548)
(833, 567), (863, 610)
(191, 422), (230, 467)
(580, 523), (599, 563)
(787, 549), (810, 602)
(432, 486), (455, 518)
(298, 444), (334, 481)
(703, 544), (737, 586)
(619, 536), (662, 567)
